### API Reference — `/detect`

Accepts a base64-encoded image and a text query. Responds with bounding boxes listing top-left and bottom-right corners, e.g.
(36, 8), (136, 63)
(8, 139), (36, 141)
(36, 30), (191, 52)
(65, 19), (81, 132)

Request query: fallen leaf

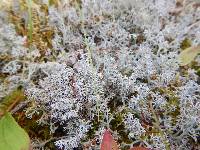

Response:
(100, 130), (119, 150)
(179, 46), (200, 66)
(129, 146), (149, 150)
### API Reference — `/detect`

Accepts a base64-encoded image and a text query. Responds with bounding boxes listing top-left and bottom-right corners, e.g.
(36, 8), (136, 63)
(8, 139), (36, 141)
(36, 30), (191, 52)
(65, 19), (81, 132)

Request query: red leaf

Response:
(129, 147), (149, 150)
(100, 130), (113, 150)
(100, 130), (119, 150)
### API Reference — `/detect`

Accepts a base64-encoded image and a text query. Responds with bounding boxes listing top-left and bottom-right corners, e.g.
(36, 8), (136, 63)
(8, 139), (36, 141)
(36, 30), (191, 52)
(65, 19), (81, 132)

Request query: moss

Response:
(110, 113), (123, 131)
(8, 0), (54, 54)
(166, 96), (180, 125)
(118, 130), (132, 144)
(197, 68), (200, 76)
(86, 116), (101, 140)
(13, 109), (56, 149)
(180, 38), (191, 50)
(191, 61), (200, 72)
(107, 96), (123, 113)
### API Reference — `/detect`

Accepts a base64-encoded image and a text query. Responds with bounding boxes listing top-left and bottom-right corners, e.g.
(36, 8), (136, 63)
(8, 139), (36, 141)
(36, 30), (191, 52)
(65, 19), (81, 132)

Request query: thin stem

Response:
(149, 99), (171, 150)
(26, 0), (33, 43)
(75, 1), (102, 123)
(75, 1), (94, 67)
(32, 135), (69, 148)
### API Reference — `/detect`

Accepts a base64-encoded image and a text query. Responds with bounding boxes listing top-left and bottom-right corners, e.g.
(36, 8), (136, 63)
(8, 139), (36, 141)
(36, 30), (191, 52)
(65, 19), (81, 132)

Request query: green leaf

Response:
(0, 113), (30, 150)
(179, 46), (200, 66)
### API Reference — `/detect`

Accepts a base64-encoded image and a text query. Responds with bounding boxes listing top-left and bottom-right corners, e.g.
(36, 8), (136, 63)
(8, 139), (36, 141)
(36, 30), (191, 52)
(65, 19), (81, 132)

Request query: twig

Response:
(32, 136), (69, 148)
(7, 95), (24, 113)
(11, 101), (30, 114)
